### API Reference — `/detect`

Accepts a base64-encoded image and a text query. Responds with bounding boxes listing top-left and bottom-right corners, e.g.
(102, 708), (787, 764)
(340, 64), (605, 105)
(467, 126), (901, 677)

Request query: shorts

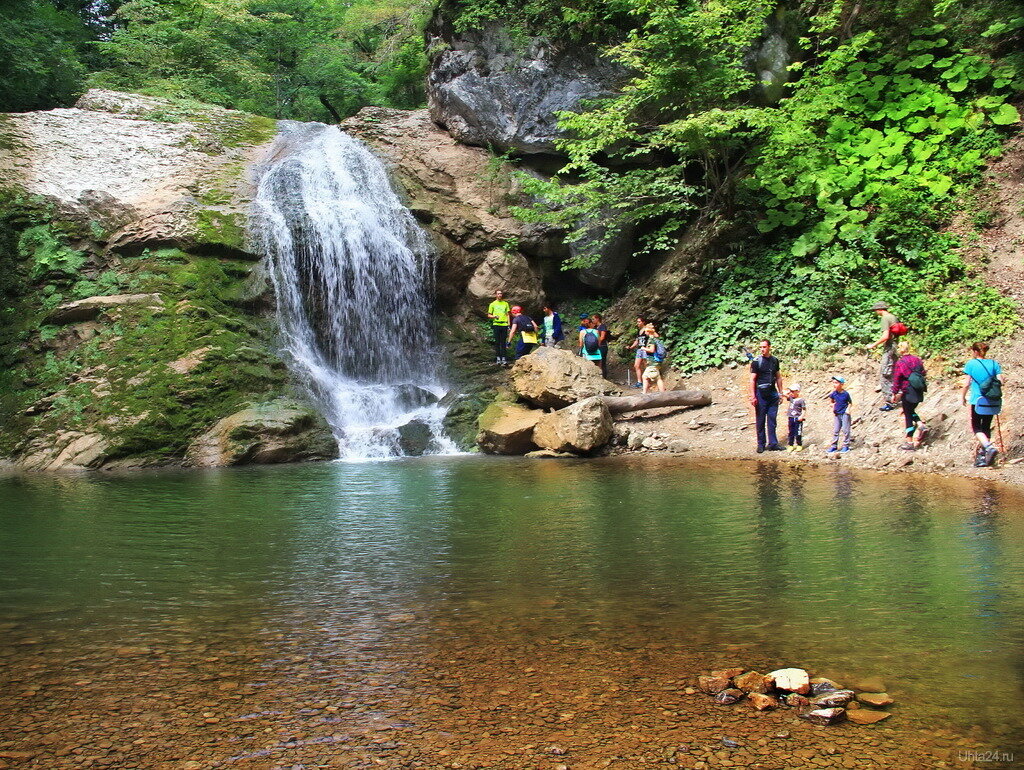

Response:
(642, 365), (661, 381)
(635, 350), (648, 360)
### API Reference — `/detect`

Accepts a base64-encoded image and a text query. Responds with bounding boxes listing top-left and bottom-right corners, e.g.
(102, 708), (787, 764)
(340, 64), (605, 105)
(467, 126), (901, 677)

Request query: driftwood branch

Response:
(600, 390), (712, 415)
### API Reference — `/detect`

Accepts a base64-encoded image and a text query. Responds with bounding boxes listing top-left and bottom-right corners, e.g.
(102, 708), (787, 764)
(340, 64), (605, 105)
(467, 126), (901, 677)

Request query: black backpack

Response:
(907, 364), (927, 397)
(974, 362), (1002, 404)
(583, 328), (601, 354)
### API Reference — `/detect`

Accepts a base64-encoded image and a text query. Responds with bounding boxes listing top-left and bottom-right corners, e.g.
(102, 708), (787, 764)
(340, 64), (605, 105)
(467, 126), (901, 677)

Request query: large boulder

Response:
(533, 397), (612, 454)
(510, 347), (620, 409)
(425, 12), (629, 155)
(185, 398), (338, 467)
(44, 293), (163, 325)
(476, 402), (543, 454)
(465, 249), (545, 309)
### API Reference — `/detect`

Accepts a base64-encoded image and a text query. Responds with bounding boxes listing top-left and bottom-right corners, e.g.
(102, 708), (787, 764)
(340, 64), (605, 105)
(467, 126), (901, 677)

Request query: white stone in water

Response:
(768, 668), (810, 694)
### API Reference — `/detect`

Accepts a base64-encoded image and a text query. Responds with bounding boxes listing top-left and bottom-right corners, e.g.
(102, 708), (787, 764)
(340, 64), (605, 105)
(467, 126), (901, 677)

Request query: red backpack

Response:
(889, 322), (909, 336)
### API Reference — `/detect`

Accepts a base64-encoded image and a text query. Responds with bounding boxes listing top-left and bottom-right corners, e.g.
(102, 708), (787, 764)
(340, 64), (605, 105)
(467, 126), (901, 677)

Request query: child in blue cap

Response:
(826, 376), (853, 453)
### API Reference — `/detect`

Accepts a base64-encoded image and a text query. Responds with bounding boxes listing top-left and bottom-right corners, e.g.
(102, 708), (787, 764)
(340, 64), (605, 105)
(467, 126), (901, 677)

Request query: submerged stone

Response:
(811, 689), (856, 708)
(846, 709), (892, 725)
(714, 688), (745, 705)
(857, 692), (895, 708)
(800, 707), (846, 725)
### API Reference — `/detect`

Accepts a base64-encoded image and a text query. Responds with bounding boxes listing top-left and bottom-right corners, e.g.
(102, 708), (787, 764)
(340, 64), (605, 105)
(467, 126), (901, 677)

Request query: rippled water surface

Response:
(1, 457), (1022, 765)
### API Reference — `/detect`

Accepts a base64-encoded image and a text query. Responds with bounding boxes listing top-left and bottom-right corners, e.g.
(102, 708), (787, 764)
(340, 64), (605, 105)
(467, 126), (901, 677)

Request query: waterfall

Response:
(250, 121), (456, 459)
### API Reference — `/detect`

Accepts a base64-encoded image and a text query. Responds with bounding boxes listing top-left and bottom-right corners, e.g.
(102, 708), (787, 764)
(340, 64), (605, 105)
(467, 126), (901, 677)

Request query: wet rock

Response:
(733, 671), (771, 694)
(852, 676), (887, 693)
(393, 384), (441, 410)
(184, 398), (338, 467)
(425, 13), (629, 155)
(714, 688), (744, 705)
(397, 420), (433, 456)
(800, 707), (846, 725)
(626, 431), (646, 450)
(697, 676), (730, 695)
(15, 431), (110, 471)
(475, 402), (542, 455)
(712, 668), (744, 680)
(721, 738), (742, 748)
(856, 692), (894, 708)
(45, 293), (163, 325)
(845, 709), (892, 725)
(811, 690), (855, 708)
(809, 678), (841, 695)
(781, 693), (810, 709)
(524, 449), (577, 458)
(533, 397), (612, 454)
(767, 668), (810, 694)
(510, 347), (619, 409)
(641, 436), (667, 451)
(748, 693), (778, 711)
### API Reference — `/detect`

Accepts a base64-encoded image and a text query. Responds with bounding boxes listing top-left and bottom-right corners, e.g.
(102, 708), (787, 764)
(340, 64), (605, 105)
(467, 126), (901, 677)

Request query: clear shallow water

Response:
(1, 457), (1023, 757)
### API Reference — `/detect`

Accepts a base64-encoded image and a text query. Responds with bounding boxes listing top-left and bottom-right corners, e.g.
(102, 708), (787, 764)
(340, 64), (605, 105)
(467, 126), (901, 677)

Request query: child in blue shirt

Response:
(827, 376), (853, 453)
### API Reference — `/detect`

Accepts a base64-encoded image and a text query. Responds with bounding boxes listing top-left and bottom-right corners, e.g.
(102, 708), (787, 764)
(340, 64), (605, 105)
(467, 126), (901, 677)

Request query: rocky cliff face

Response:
(0, 90), (336, 470)
(425, 11), (629, 156)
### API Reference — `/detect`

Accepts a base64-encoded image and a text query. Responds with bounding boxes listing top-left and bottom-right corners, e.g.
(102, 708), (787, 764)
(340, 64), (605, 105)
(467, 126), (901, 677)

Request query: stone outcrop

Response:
(45, 294), (163, 325)
(425, 10), (629, 155)
(342, 107), (546, 315)
(533, 397), (612, 454)
(510, 347), (620, 409)
(476, 401), (543, 454)
(185, 399), (338, 467)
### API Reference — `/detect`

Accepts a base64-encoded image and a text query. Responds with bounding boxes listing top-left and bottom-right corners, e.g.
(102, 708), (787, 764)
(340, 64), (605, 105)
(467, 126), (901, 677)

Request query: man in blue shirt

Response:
(826, 376), (853, 453)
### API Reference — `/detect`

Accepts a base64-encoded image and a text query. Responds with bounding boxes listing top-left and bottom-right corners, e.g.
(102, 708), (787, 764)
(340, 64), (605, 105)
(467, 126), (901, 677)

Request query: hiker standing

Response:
(579, 317), (604, 369)
(507, 305), (539, 361)
(641, 323), (667, 393)
(961, 342), (1004, 467)
(627, 316), (649, 388)
(866, 301), (900, 410)
(785, 384), (806, 452)
(541, 305), (564, 348)
(749, 339), (784, 453)
(486, 290), (512, 365)
(591, 313), (610, 378)
(891, 340), (928, 451)
(826, 376), (853, 454)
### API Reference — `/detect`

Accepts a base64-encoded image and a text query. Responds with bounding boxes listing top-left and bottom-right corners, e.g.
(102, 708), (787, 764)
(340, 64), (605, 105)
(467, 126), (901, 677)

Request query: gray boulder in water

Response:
(397, 419), (434, 456)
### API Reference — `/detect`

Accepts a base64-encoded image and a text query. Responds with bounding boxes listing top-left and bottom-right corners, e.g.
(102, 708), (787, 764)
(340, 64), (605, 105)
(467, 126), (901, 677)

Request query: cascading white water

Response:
(250, 121), (456, 459)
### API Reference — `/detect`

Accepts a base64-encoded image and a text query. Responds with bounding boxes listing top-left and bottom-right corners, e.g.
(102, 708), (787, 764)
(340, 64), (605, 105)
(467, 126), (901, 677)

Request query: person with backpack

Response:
(866, 301), (905, 411)
(749, 339), (785, 453)
(961, 342), (1004, 467)
(627, 316), (649, 388)
(591, 313), (611, 378)
(507, 305), (539, 361)
(891, 340), (928, 451)
(641, 323), (667, 392)
(579, 317), (604, 369)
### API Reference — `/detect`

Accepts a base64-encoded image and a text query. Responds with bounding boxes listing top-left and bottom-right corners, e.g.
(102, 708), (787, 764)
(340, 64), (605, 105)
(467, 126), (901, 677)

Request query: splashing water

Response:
(250, 121), (457, 459)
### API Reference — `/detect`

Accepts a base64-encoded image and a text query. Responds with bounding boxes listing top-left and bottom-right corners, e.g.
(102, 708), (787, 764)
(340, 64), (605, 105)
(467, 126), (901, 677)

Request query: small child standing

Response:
(827, 376), (853, 454)
(786, 384), (806, 451)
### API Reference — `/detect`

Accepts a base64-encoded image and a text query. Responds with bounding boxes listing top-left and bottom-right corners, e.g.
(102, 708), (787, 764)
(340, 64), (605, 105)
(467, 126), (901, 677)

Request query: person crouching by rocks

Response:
(962, 341), (1004, 467)
(541, 305), (564, 348)
(508, 305), (539, 361)
(785, 383), (806, 452)
(826, 376), (853, 454)
(891, 340), (928, 451)
(642, 324), (667, 393)
(579, 317), (604, 369)
(627, 316), (649, 388)
(750, 339), (785, 453)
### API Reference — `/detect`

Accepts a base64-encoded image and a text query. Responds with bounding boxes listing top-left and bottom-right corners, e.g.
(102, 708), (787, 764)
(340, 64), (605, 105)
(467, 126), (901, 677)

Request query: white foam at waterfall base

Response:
(250, 121), (458, 460)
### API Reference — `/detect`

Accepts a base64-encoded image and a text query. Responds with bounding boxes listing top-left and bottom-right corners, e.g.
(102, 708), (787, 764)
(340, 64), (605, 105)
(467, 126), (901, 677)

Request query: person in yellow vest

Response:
(507, 305), (539, 360)
(486, 290), (511, 365)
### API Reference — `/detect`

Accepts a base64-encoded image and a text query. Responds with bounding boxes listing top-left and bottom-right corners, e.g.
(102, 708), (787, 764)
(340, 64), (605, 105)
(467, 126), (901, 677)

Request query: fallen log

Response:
(599, 390), (712, 415)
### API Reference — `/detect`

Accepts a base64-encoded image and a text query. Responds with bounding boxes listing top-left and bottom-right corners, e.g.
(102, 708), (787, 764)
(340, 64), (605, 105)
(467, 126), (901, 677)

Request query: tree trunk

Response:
(600, 390), (712, 415)
(319, 95), (342, 124)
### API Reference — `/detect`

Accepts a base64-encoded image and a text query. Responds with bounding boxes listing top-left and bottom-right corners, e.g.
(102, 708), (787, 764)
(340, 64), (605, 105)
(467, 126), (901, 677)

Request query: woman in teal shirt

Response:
(961, 341), (1004, 467)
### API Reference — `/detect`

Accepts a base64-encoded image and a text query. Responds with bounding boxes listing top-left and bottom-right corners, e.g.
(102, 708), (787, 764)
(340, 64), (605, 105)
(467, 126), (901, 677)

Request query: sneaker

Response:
(786, 445), (794, 453)
(985, 445), (998, 467)
(879, 404), (896, 412)
(767, 445), (784, 451)
(795, 445), (804, 452)
(826, 447), (838, 454)
(900, 443), (916, 451)
(840, 447), (850, 453)
(757, 447), (765, 454)
(632, 382), (643, 389)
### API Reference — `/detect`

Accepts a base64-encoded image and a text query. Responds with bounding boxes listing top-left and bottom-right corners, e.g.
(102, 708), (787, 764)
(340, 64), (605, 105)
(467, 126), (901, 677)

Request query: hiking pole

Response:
(996, 413), (1005, 456)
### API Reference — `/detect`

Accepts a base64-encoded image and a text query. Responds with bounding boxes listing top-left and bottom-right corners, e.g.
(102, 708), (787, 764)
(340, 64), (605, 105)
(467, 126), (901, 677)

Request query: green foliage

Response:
(17, 225), (88, 280)
(0, 0), (90, 111)
(89, 0), (432, 121)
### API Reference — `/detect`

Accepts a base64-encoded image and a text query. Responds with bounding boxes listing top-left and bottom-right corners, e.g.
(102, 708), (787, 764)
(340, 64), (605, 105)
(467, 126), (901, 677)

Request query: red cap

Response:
(511, 305), (522, 313)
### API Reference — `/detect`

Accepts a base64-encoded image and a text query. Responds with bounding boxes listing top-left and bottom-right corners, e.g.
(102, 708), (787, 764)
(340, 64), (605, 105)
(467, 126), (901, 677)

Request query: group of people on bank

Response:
(486, 291), (670, 393)
(486, 291), (1007, 467)
(749, 302), (1006, 467)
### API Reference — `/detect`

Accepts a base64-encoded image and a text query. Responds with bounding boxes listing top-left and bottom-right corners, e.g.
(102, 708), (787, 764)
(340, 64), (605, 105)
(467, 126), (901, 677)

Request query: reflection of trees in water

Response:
(831, 468), (857, 581)
(753, 462), (787, 598)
